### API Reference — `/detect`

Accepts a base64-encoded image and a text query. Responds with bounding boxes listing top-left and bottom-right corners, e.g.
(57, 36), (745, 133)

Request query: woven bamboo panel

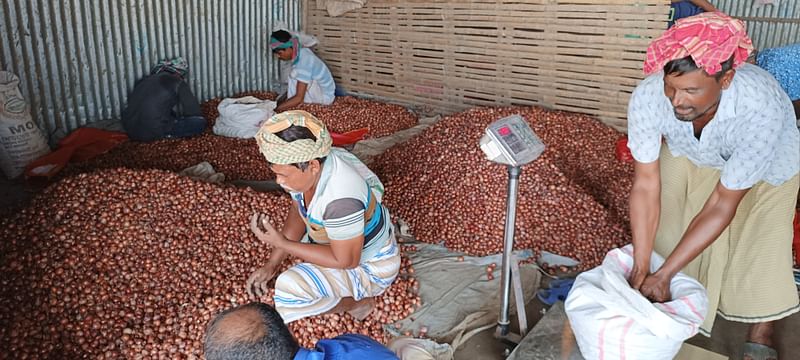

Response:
(306, 0), (671, 131)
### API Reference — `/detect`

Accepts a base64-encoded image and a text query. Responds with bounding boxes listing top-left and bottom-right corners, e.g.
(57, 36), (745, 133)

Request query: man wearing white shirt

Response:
(270, 30), (336, 112)
(626, 13), (799, 359)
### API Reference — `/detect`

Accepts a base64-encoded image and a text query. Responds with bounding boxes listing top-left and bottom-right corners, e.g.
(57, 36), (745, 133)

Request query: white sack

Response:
(0, 71), (50, 178)
(565, 244), (708, 360)
(212, 96), (276, 139)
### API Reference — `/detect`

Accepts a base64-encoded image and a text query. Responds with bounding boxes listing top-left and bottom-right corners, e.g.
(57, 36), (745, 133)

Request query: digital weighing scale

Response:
(479, 114), (545, 344)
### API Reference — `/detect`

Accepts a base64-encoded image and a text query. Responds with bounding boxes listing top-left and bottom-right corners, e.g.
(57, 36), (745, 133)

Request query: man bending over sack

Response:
(121, 57), (206, 142)
(626, 13), (799, 359)
(246, 110), (400, 323)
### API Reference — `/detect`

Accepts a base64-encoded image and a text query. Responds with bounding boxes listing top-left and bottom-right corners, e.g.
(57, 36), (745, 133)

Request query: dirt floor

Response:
(3, 176), (799, 359)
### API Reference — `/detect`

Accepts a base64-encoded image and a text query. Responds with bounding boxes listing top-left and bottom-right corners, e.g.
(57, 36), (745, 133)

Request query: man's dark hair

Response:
(204, 302), (299, 360)
(271, 30), (292, 54)
(663, 55), (734, 81)
(274, 125), (327, 171)
(271, 30), (292, 42)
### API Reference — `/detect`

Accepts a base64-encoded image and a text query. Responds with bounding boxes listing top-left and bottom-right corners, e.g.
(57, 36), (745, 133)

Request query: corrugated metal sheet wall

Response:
(0, 0), (301, 137)
(712, 0), (800, 49)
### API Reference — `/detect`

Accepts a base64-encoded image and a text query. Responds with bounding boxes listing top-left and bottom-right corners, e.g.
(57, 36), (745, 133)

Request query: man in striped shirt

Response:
(247, 110), (400, 323)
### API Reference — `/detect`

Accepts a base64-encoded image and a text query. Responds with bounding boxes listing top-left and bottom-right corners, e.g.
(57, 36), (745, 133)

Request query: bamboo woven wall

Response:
(305, 0), (671, 131)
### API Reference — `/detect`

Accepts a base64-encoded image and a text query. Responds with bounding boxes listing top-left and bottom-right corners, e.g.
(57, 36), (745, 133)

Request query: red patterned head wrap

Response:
(644, 12), (754, 76)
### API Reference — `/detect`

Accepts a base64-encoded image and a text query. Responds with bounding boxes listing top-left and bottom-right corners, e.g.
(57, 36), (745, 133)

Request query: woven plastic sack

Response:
(212, 96), (276, 139)
(0, 71), (50, 178)
(757, 43), (800, 100)
(565, 245), (708, 360)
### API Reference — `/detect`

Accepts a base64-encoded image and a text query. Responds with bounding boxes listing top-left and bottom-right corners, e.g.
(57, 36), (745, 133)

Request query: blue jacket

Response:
(294, 334), (398, 360)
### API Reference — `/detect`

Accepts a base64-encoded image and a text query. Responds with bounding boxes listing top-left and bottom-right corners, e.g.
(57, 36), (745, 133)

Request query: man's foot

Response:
(747, 321), (774, 347)
(745, 322), (776, 360)
(743, 342), (777, 360)
(346, 298), (375, 321)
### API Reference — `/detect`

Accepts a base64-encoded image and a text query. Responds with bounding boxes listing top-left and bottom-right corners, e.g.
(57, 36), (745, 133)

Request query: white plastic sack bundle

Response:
(212, 96), (276, 139)
(565, 245), (708, 360)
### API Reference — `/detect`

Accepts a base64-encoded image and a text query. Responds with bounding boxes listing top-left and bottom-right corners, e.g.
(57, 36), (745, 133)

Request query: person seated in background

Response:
(121, 57), (207, 142)
(668, 0), (718, 28)
(270, 30), (336, 112)
(247, 110), (400, 324)
(204, 302), (399, 360)
(755, 43), (800, 120)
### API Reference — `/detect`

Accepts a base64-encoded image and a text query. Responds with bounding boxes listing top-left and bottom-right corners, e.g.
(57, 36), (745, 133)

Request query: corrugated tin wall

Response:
(0, 0), (302, 137)
(712, 0), (800, 49)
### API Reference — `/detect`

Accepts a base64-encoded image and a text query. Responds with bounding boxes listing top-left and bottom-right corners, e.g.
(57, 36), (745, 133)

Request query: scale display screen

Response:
(479, 115), (545, 166)
(498, 127), (526, 154)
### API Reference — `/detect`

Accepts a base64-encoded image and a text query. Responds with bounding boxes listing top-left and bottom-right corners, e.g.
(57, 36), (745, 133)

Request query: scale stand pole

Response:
(497, 165), (521, 338)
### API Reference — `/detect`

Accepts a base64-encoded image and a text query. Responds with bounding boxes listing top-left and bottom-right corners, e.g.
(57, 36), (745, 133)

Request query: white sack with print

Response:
(565, 245), (708, 360)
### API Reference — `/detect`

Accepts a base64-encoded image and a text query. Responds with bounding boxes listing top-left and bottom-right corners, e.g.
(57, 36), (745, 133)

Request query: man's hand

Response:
(246, 264), (279, 299)
(250, 213), (287, 248)
(629, 261), (650, 290)
(275, 81), (308, 112)
(639, 272), (672, 303)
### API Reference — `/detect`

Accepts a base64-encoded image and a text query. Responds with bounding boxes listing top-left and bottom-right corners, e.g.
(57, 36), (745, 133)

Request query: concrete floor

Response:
(450, 253), (800, 360)
(454, 299), (800, 359)
(452, 297), (547, 359)
(3, 176), (800, 359)
(687, 313), (800, 359)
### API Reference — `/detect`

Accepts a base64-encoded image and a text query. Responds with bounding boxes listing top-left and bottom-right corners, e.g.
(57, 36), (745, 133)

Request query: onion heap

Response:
(372, 106), (634, 270)
(293, 96), (418, 138)
(66, 94), (418, 181)
(66, 133), (273, 181)
(0, 168), (419, 358)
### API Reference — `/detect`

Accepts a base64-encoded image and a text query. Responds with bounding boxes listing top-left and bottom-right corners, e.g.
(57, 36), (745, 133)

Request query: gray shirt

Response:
(627, 63), (800, 190)
(121, 72), (202, 142)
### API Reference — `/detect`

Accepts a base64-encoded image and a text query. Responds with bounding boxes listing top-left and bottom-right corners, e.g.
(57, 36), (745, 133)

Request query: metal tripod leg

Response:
(511, 255), (528, 337)
(495, 166), (527, 343)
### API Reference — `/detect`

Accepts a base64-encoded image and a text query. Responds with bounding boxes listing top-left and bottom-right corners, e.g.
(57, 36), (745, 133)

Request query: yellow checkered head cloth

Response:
(255, 110), (332, 165)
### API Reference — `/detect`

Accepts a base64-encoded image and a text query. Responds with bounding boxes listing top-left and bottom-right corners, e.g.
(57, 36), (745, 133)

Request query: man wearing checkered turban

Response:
(626, 12), (799, 359)
(245, 110), (399, 324)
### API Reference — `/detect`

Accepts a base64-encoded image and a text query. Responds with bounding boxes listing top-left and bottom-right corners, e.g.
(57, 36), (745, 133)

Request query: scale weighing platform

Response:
(478, 114), (545, 344)
(480, 115), (545, 167)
